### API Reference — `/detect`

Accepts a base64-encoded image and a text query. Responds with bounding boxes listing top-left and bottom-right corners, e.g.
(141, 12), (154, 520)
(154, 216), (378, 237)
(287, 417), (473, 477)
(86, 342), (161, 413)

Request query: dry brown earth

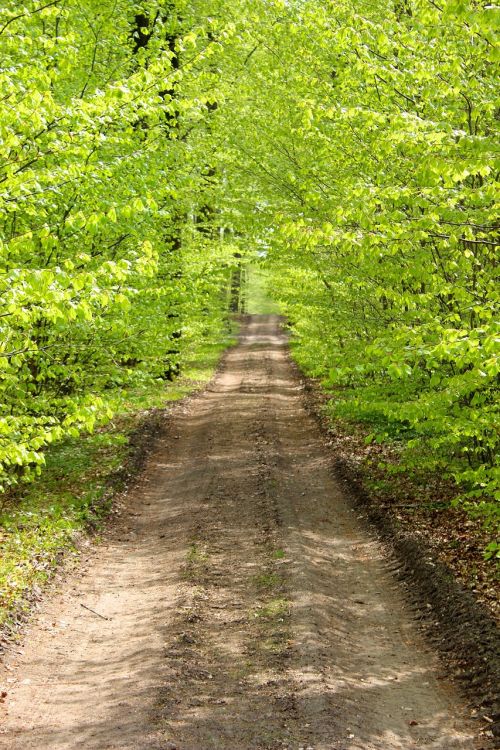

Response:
(0, 315), (489, 749)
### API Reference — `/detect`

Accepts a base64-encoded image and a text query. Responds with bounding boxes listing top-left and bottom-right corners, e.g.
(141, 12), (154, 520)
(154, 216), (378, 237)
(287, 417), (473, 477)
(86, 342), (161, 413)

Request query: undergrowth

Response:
(0, 335), (235, 631)
(295, 360), (500, 621)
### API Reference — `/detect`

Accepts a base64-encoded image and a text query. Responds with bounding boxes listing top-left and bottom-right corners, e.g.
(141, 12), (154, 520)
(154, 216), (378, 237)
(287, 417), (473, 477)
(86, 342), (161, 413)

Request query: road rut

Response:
(0, 315), (483, 749)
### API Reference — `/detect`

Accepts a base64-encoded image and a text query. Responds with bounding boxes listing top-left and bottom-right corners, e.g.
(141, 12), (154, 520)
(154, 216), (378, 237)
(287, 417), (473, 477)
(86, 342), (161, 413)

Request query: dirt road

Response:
(0, 316), (483, 749)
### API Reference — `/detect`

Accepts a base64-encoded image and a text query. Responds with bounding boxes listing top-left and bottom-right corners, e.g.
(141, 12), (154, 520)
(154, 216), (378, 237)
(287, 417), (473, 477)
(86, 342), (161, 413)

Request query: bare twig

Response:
(80, 603), (111, 621)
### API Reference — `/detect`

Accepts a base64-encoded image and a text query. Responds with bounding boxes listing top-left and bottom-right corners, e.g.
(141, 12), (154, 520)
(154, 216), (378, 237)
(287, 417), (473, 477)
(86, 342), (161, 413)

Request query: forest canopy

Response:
(0, 1), (498, 536)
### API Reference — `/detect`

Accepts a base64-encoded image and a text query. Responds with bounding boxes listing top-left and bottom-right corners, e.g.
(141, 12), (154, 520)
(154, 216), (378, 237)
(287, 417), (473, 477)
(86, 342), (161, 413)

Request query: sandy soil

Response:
(0, 315), (487, 749)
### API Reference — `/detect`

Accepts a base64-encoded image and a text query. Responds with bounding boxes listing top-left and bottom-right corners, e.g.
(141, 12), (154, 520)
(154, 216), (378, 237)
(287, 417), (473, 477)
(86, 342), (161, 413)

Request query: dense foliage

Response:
(0, 0), (240, 490)
(214, 0), (499, 539)
(1, 0), (498, 541)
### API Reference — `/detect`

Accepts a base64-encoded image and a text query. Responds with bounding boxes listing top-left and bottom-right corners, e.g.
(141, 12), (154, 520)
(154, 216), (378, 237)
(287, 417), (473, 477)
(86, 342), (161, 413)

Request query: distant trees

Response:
(212, 0), (499, 535)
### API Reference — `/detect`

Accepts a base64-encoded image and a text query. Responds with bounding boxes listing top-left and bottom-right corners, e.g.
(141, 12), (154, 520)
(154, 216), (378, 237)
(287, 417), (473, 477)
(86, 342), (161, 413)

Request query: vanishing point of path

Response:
(0, 316), (482, 749)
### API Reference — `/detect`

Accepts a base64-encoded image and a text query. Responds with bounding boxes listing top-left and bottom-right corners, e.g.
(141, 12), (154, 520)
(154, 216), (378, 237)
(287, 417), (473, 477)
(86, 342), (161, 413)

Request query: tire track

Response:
(0, 315), (487, 750)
